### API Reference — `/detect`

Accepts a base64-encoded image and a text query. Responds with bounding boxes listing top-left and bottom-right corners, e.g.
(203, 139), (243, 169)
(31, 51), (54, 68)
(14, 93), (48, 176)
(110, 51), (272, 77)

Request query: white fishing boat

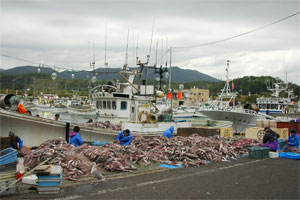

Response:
(91, 65), (164, 123)
(66, 99), (96, 115)
(256, 80), (295, 114)
(32, 99), (52, 108)
(197, 60), (266, 133)
(90, 60), (216, 133)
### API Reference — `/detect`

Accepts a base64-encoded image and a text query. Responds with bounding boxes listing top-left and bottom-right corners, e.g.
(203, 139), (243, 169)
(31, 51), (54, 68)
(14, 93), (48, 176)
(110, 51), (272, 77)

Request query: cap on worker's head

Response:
(264, 127), (270, 131)
(125, 129), (130, 134)
(55, 113), (60, 117)
(290, 129), (296, 134)
(9, 131), (15, 137)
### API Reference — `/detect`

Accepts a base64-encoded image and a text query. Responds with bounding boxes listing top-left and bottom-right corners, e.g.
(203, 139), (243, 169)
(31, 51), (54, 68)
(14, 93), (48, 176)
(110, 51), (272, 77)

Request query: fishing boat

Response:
(197, 60), (266, 133)
(256, 80), (295, 114)
(66, 97), (96, 116)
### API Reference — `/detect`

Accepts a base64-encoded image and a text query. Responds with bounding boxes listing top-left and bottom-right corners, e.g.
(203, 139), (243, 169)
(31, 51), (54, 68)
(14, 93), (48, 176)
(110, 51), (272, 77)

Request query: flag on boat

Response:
(232, 81), (234, 90)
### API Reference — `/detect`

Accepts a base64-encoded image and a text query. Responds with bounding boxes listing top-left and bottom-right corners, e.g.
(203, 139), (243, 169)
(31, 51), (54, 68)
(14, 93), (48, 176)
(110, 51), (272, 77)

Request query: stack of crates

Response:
(36, 165), (63, 194)
(0, 171), (16, 196)
(248, 147), (270, 159)
(0, 148), (18, 196)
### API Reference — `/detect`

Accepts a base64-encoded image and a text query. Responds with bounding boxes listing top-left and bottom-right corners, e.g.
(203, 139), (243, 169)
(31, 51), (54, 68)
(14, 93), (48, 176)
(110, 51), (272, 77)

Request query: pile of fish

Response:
(80, 121), (121, 130)
(22, 135), (259, 180)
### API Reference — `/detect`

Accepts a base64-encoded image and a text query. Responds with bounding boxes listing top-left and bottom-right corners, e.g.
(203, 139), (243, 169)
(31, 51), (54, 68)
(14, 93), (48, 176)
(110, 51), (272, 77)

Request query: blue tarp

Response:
(159, 164), (184, 169)
(279, 152), (300, 160)
(91, 141), (108, 146)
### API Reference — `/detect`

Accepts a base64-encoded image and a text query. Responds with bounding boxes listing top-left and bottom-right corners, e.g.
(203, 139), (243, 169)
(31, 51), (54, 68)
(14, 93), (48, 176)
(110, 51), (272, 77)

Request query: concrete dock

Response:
(2, 157), (299, 199)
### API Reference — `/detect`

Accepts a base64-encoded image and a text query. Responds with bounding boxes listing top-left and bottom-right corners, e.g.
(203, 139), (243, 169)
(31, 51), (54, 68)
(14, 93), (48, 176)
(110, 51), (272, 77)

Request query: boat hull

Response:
(198, 110), (264, 133)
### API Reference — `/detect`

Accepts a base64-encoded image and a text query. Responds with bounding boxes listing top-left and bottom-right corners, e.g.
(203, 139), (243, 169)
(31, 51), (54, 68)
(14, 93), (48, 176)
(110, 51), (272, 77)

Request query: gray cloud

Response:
(0, 0), (299, 84)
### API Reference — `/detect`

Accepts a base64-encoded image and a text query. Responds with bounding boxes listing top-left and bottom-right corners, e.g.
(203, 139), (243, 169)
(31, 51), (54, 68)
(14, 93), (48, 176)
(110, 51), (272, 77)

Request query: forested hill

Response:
(0, 65), (219, 82)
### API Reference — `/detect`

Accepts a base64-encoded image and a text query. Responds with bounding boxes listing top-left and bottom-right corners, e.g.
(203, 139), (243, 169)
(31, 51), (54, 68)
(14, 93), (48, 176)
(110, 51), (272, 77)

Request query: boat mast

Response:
(225, 60), (231, 95)
(123, 30), (130, 71)
(105, 23), (109, 82)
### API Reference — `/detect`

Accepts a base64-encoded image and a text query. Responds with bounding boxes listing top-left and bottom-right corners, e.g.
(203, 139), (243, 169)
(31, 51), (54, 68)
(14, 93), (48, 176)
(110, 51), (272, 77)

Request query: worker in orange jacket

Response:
(18, 104), (27, 114)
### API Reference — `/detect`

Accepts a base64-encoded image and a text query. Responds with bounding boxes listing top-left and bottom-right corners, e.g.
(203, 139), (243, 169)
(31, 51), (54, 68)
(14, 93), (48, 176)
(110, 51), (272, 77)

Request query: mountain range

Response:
(0, 66), (220, 82)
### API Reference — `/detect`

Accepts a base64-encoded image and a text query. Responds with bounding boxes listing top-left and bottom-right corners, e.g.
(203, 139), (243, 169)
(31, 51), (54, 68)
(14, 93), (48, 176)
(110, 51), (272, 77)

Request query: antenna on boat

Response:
(165, 38), (168, 67)
(160, 38), (163, 66)
(136, 35), (139, 65)
(88, 41), (96, 71)
(132, 32), (135, 67)
(145, 17), (155, 92)
(123, 30), (130, 71)
(155, 38), (159, 66)
(105, 23), (109, 81)
(147, 17), (155, 64)
(225, 60), (230, 94)
(168, 46), (172, 91)
(93, 41), (95, 71)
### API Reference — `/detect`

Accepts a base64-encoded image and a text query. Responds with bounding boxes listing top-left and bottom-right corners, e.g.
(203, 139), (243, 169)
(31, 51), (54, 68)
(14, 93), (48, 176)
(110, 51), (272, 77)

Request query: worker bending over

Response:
(117, 129), (133, 146)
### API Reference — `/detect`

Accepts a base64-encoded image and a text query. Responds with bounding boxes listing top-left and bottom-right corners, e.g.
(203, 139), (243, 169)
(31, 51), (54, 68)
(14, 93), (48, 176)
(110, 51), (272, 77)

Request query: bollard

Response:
(65, 122), (70, 142)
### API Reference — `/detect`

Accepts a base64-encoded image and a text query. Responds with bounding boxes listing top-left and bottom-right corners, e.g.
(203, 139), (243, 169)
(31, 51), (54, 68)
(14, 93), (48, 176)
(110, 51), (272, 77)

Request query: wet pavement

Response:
(2, 157), (300, 199)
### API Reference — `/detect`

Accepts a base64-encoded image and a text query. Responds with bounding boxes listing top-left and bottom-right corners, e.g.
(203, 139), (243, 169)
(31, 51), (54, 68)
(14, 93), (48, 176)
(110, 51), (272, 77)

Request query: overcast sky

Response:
(1, 0), (299, 84)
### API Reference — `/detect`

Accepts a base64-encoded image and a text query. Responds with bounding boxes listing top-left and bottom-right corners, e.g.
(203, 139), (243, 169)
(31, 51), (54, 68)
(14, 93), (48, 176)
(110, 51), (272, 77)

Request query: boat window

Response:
(103, 101), (107, 109)
(99, 101), (102, 109)
(131, 106), (135, 113)
(107, 101), (111, 109)
(112, 101), (117, 110)
(121, 101), (127, 110)
(271, 104), (276, 109)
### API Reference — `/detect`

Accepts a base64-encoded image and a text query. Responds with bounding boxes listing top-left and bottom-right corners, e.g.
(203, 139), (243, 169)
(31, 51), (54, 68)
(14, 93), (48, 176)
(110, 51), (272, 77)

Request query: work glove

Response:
(117, 141), (120, 144)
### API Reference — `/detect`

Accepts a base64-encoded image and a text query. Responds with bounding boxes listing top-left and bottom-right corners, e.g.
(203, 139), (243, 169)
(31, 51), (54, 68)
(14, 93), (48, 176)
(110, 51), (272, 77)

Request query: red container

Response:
(178, 92), (182, 99)
(276, 122), (300, 136)
(16, 172), (25, 182)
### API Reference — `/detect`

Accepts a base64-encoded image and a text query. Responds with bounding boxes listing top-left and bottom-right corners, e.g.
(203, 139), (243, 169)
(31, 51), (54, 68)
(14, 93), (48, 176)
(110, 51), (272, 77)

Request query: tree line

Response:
(0, 73), (299, 103)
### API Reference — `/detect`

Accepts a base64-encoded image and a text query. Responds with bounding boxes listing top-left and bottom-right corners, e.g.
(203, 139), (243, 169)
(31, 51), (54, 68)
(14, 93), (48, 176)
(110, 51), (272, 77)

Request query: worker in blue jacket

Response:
(9, 131), (23, 150)
(283, 129), (300, 151)
(117, 129), (133, 146)
(163, 126), (174, 138)
(69, 126), (84, 147)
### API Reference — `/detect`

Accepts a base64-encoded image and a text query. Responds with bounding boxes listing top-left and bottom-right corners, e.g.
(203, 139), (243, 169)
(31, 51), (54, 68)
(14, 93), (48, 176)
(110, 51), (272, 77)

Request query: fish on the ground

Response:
(22, 135), (259, 181)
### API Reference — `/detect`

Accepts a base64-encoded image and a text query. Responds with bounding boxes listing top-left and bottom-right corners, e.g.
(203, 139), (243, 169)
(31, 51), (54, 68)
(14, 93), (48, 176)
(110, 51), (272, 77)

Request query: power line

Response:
(0, 54), (40, 66)
(0, 53), (84, 72)
(174, 11), (300, 49)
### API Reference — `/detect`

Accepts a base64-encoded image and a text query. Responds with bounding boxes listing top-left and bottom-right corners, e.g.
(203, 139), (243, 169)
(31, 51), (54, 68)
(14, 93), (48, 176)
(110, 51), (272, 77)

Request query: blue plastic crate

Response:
(0, 148), (18, 166)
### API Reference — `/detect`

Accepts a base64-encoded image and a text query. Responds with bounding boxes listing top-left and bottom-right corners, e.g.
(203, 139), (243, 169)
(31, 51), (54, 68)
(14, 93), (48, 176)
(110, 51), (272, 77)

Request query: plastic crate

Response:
(0, 161), (17, 172)
(248, 147), (270, 159)
(0, 180), (16, 196)
(0, 148), (18, 166)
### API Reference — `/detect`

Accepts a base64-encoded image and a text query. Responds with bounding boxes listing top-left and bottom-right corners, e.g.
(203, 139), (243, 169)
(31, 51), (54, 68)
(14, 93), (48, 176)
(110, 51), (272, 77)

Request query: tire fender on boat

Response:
(284, 107), (289, 114)
(147, 113), (158, 124)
